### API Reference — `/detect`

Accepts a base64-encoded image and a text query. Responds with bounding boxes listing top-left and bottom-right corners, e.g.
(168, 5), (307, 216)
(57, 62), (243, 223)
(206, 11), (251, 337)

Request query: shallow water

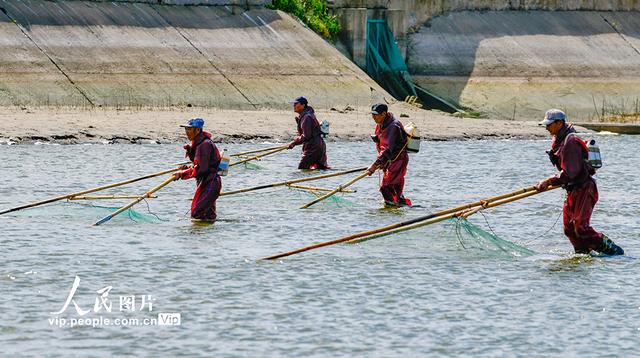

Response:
(1, 135), (639, 356)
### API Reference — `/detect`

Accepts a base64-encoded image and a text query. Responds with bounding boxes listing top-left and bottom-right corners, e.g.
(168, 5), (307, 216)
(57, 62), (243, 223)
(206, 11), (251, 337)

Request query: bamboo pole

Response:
(0, 167), (180, 216)
(348, 186), (559, 244)
(461, 206), (482, 219)
(229, 146), (288, 167)
(220, 167), (368, 197)
(286, 184), (356, 193)
(260, 185), (556, 260)
(69, 195), (158, 200)
(93, 176), (176, 226)
(231, 145), (288, 157)
(347, 209), (475, 245)
(299, 171), (369, 209)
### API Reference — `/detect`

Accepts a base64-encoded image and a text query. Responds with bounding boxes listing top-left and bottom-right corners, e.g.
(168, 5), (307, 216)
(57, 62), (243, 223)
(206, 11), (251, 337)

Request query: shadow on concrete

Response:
(407, 10), (640, 118)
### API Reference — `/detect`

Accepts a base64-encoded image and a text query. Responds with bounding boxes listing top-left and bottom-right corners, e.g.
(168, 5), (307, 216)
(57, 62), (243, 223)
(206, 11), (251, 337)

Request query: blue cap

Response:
(180, 117), (204, 129)
(539, 109), (566, 126)
(370, 103), (388, 115)
(290, 96), (308, 105)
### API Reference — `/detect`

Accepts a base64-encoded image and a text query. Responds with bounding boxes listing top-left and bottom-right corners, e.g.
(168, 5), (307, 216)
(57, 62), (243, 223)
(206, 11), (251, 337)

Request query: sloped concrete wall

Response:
(0, 0), (386, 109)
(329, 1), (640, 120)
(82, 0), (271, 5)
(330, 0), (640, 44)
(408, 10), (640, 120)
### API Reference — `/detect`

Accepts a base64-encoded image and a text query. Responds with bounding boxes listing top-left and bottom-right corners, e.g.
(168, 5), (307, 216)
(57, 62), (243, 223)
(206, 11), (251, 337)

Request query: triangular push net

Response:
(452, 217), (536, 257)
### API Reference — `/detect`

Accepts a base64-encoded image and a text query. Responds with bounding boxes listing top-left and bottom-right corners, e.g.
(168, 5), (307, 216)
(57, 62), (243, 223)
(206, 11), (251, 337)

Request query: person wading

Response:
(173, 118), (222, 222)
(287, 96), (329, 170)
(534, 109), (623, 255)
(366, 103), (412, 207)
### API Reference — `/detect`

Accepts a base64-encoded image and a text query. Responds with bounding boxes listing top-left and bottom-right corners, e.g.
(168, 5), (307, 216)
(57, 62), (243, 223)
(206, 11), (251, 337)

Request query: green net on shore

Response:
(365, 19), (460, 113)
(366, 19), (417, 101)
(451, 217), (535, 257)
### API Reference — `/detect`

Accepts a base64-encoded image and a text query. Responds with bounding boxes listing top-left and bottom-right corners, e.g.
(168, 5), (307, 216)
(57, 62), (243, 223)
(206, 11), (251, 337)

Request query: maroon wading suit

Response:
(179, 131), (222, 221)
(291, 106), (328, 169)
(374, 113), (411, 206)
(546, 124), (603, 253)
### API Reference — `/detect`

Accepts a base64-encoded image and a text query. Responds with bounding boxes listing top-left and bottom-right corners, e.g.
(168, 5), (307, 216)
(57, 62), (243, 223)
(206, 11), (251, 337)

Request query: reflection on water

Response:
(1, 135), (639, 356)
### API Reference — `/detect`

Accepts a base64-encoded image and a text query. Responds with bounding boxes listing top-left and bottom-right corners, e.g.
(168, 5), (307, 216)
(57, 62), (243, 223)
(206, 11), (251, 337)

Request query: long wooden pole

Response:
(231, 145), (288, 157)
(347, 186), (560, 244)
(261, 185), (556, 260)
(287, 184), (356, 193)
(229, 146), (288, 167)
(0, 167), (180, 216)
(69, 195), (158, 200)
(348, 209), (475, 245)
(93, 176), (176, 226)
(299, 171), (369, 209)
(220, 167), (368, 197)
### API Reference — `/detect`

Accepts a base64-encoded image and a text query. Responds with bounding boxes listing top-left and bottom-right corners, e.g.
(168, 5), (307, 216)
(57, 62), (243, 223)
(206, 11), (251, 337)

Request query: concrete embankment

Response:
(0, 0), (387, 110)
(407, 10), (640, 121)
(330, 1), (640, 121)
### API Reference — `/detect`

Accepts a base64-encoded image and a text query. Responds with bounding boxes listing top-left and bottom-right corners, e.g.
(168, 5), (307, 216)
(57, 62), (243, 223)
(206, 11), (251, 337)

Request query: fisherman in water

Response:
(534, 109), (623, 255)
(287, 96), (329, 170)
(366, 103), (412, 207)
(173, 118), (222, 222)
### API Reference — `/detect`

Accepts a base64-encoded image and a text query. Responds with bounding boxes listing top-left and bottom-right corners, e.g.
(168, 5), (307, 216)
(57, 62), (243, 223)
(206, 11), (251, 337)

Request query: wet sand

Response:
(0, 103), (552, 145)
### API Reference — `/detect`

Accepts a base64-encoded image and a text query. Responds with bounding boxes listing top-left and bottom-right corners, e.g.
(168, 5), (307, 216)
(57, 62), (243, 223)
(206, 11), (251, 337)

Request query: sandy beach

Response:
(0, 103), (552, 145)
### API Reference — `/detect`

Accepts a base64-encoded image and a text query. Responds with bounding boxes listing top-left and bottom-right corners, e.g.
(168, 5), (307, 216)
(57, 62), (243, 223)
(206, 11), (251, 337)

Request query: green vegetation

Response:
(602, 112), (640, 123)
(269, 0), (340, 41)
(590, 97), (640, 123)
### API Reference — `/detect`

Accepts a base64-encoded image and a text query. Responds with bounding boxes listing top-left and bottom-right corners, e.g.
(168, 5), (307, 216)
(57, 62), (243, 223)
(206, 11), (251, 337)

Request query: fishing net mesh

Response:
(366, 19), (417, 101)
(450, 217), (536, 257)
(64, 201), (163, 224)
(241, 161), (263, 170)
(291, 188), (360, 208)
(365, 19), (459, 112)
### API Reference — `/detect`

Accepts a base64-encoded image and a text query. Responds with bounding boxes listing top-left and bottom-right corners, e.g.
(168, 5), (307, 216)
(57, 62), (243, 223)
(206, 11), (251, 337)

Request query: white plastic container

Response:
(219, 149), (230, 176)
(320, 120), (330, 138)
(404, 122), (421, 153)
(587, 139), (602, 169)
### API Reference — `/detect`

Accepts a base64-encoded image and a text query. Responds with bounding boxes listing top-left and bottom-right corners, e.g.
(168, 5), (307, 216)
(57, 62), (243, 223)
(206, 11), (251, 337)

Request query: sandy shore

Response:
(0, 103), (553, 145)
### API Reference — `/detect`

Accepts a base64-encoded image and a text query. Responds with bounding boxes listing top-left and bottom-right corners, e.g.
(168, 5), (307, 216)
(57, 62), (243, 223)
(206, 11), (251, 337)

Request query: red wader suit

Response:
(374, 113), (411, 206)
(291, 106), (329, 170)
(180, 131), (222, 221)
(546, 124), (603, 253)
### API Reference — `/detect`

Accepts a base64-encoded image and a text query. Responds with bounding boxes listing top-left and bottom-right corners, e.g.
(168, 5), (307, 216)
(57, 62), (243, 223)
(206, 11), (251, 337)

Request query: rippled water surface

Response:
(1, 135), (639, 356)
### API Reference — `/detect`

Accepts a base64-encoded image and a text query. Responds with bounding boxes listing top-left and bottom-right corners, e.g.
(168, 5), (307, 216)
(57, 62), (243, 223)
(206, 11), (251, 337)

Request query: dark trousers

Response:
(299, 139), (328, 170)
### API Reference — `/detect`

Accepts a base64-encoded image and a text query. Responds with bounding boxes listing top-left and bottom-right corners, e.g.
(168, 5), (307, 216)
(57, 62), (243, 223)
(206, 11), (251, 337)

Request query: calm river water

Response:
(1, 135), (639, 356)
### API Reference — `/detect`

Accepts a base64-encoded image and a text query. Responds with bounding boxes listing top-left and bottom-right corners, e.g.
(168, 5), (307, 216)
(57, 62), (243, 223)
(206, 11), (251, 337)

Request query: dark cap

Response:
(370, 103), (388, 115)
(180, 117), (204, 129)
(289, 96), (308, 105)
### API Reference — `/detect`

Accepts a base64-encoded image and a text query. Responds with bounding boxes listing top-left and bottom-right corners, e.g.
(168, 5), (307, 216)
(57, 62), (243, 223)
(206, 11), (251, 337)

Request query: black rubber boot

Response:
(597, 235), (624, 256)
